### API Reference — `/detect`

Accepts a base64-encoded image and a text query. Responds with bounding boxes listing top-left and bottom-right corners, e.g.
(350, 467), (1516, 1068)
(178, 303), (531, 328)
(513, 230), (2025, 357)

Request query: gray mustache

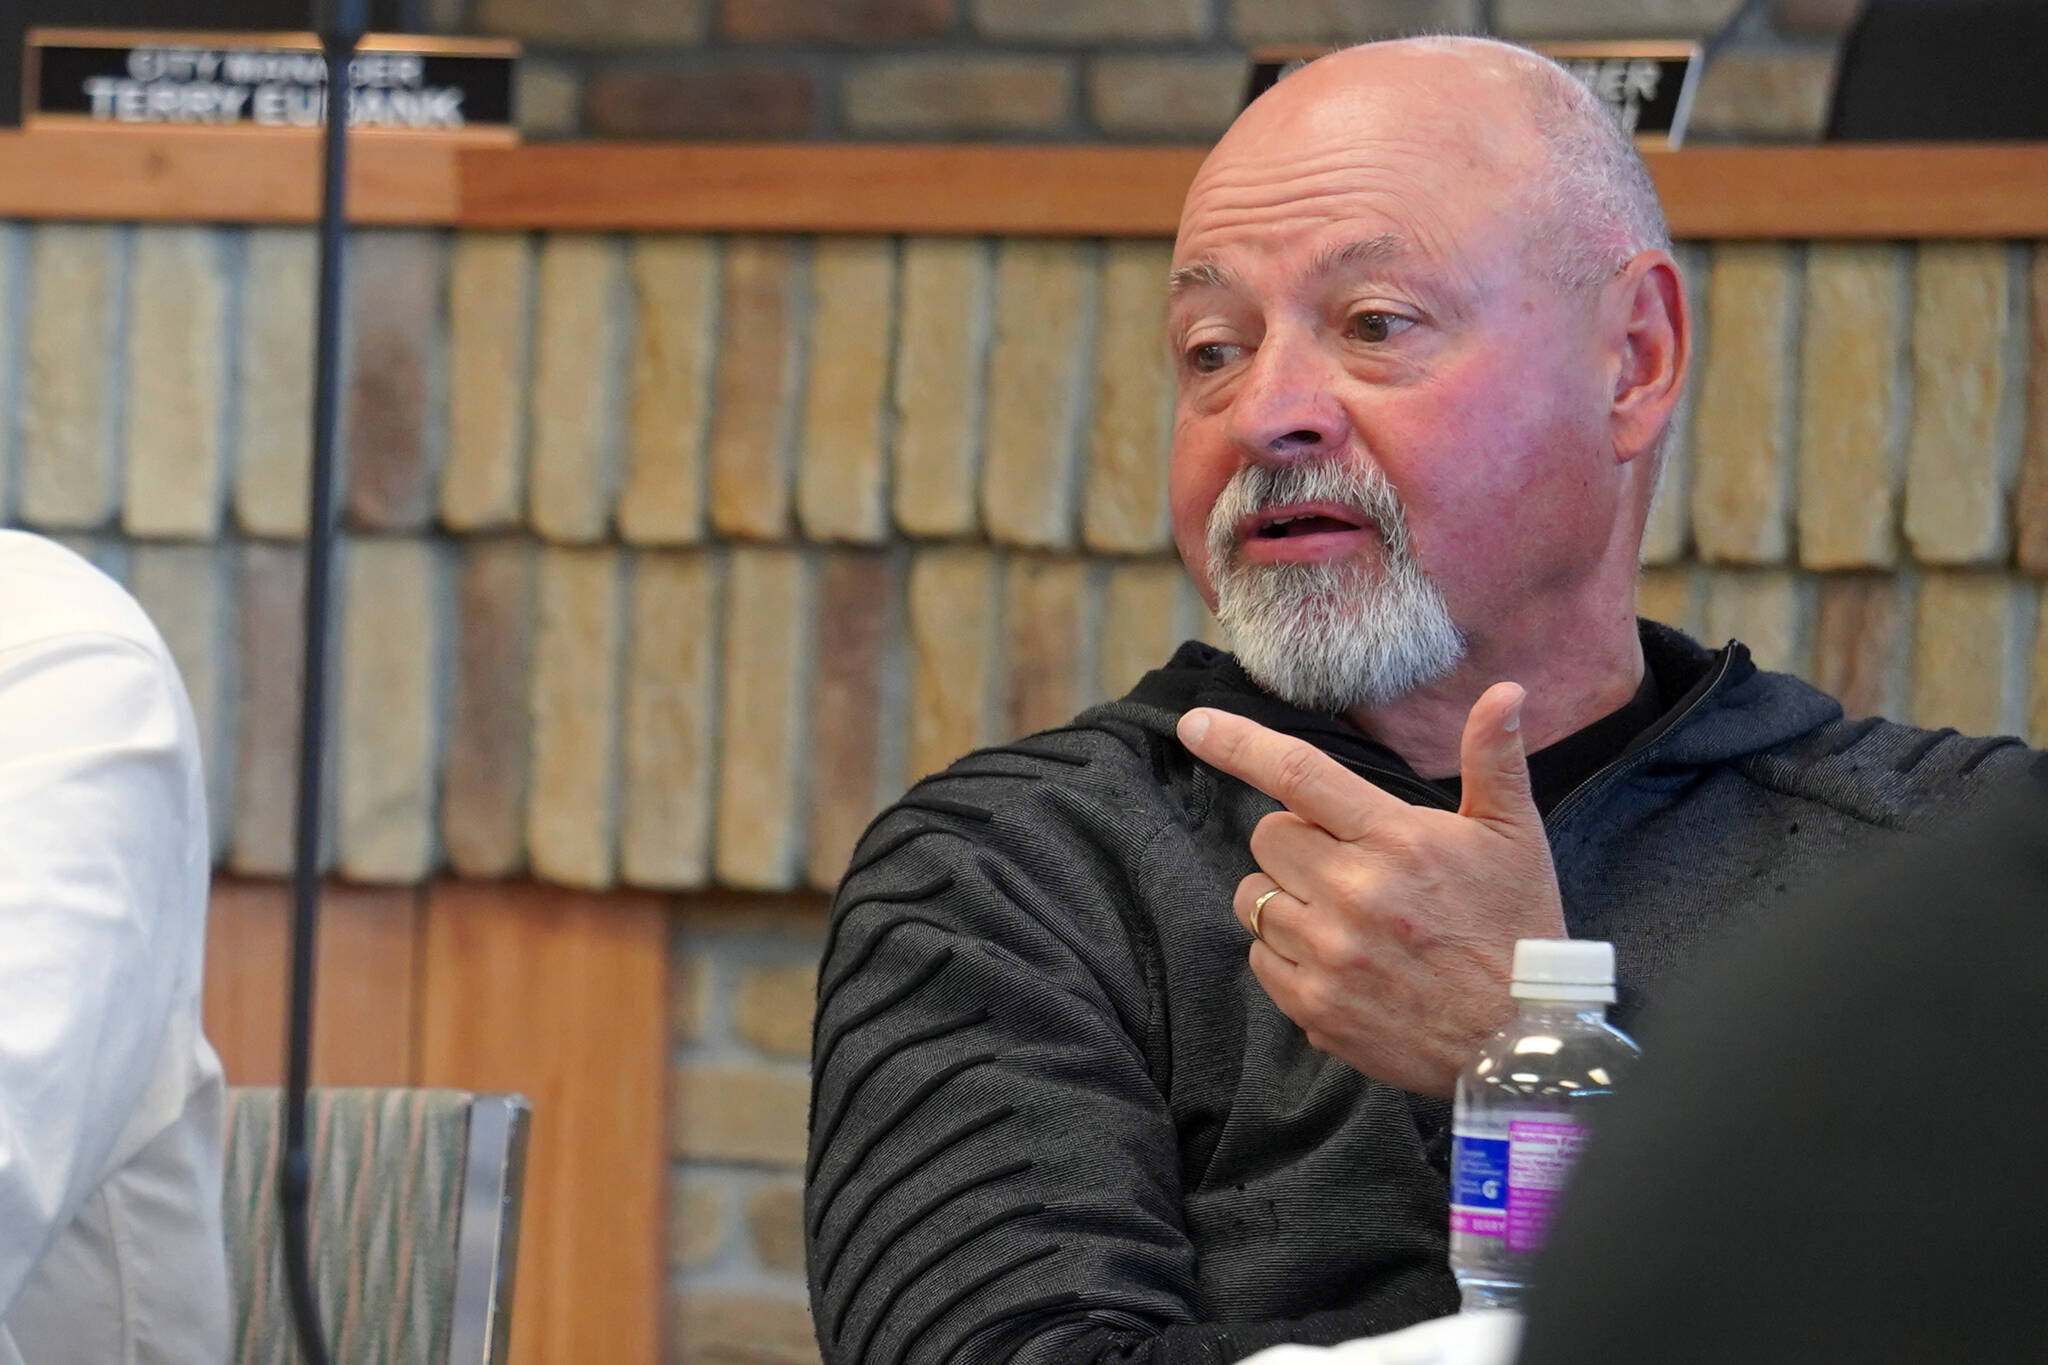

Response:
(1206, 460), (1411, 567)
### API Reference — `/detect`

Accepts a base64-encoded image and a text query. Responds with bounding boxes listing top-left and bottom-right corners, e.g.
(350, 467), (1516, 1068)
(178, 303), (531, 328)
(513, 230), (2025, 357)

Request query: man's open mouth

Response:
(1257, 514), (1361, 538)
(1246, 505), (1371, 540)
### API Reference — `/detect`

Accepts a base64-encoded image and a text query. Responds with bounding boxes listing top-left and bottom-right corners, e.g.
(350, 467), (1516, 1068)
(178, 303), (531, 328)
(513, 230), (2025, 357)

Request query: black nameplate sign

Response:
(1245, 41), (1702, 149)
(24, 29), (519, 140)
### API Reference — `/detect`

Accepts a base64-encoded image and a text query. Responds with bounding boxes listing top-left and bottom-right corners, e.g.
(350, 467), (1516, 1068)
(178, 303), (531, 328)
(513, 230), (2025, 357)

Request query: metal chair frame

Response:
(446, 1094), (532, 1365)
(224, 1086), (532, 1365)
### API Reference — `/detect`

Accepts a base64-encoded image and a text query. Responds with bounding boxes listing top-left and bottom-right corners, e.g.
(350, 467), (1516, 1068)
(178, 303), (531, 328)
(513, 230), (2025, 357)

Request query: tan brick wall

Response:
(14, 223), (2045, 1357)
(21, 224), (2046, 898)
(669, 899), (826, 1361)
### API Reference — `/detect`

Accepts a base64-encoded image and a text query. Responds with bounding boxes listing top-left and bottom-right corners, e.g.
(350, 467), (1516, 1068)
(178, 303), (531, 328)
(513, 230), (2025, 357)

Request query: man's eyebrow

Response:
(1307, 232), (1415, 280)
(1167, 258), (1237, 298)
(1167, 233), (1420, 300)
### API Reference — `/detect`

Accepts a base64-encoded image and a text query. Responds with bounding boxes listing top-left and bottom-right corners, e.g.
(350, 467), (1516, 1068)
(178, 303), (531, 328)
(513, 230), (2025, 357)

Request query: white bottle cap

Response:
(1510, 938), (1618, 1003)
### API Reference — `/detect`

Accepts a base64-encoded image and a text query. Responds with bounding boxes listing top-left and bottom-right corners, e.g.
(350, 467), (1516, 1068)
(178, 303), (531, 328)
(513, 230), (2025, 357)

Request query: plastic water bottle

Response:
(1449, 938), (1640, 1311)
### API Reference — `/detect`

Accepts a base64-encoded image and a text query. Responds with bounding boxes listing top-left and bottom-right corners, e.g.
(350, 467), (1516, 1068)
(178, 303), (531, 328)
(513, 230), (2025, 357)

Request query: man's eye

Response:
(1187, 342), (1240, 374)
(1347, 312), (1411, 343)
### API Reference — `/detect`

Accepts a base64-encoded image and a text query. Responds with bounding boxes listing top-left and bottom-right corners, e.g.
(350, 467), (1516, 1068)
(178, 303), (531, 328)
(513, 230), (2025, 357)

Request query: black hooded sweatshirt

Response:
(805, 622), (2029, 1364)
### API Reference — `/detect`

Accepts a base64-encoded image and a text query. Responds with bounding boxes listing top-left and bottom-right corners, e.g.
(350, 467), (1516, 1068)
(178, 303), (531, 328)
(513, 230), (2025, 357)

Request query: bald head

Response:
(1196, 36), (1669, 292)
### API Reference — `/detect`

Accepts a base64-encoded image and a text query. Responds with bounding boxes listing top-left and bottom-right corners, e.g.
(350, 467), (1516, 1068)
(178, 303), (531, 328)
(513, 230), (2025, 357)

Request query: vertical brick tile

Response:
(621, 236), (717, 546)
(907, 547), (994, 779)
(2029, 593), (2048, 746)
(732, 963), (817, 1058)
(477, 0), (707, 43)
(1084, 242), (1173, 554)
(529, 235), (625, 544)
(892, 238), (987, 539)
(1703, 569), (1810, 676)
(669, 1293), (817, 1365)
(443, 537), (536, 878)
(715, 547), (811, 890)
(745, 1180), (806, 1275)
(708, 239), (802, 540)
(1097, 559), (1183, 701)
(124, 227), (227, 539)
(344, 231), (443, 533)
(673, 950), (710, 1044)
(1002, 556), (1085, 737)
(231, 542), (306, 876)
(670, 1175), (726, 1272)
(528, 547), (624, 889)
(517, 57), (582, 138)
(1087, 56), (1245, 139)
(236, 228), (318, 538)
(1640, 243), (1708, 566)
(1797, 244), (1904, 568)
(673, 1064), (811, 1164)
(797, 239), (895, 544)
(1813, 574), (1903, 720)
(843, 57), (1074, 138)
(807, 551), (892, 889)
(1690, 244), (1796, 564)
(1494, 0), (1738, 37)
(442, 233), (532, 532)
(620, 550), (718, 889)
(974, 0), (1210, 41)
(1903, 244), (2019, 565)
(338, 539), (442, 882)
(22, 225), (119, 531)
(129, 544), (229, 855)
(1636, 566), (1699, 636)
(1231, 0), (1480, 42)
(721, 0), (953, 41)
(1687, 47), (1840, 143)
(1913, 572), (2022, 734)
(982, 240), (1094, 549)
(2014, 249), (2048, 572)
(584, 66), (818, 140)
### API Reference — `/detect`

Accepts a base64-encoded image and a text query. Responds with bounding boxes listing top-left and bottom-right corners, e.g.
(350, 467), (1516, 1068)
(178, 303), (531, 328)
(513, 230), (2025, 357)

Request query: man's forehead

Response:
(1168, 232), (1420, 299)
(1169, 41), (1547, 274)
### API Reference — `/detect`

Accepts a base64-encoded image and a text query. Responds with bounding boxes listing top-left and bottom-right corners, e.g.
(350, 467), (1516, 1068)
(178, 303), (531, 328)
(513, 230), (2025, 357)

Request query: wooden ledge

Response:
(3, 131), (2046, 237)
(0, 128), (461, 225)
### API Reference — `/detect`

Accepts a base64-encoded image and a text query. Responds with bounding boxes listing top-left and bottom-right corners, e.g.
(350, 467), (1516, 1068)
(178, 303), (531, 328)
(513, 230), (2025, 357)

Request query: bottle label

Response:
(1449, 1134), (1508, 1238)
(1503, 1118), (1586, 1253)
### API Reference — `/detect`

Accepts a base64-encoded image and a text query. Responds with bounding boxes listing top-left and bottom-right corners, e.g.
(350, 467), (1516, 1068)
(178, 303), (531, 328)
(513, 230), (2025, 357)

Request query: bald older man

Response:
(804, 37), (2029, 1363)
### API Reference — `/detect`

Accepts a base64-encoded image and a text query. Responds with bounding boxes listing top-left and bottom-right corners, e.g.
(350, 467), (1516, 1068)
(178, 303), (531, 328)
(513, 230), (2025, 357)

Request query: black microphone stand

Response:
(281, 3), (367, 1362)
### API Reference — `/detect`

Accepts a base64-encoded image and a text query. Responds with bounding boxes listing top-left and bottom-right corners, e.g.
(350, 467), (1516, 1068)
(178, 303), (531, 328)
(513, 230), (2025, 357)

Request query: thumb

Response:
(1458, 682), (1539, 830)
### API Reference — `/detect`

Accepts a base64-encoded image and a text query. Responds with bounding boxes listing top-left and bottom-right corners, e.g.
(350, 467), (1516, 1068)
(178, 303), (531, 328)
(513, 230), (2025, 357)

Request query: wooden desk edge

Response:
(2, 132), (2044, 237)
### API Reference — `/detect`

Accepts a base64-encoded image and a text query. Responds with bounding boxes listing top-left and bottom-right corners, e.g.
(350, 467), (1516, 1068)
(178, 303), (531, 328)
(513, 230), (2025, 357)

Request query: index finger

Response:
(1176, 707), (1402, 841)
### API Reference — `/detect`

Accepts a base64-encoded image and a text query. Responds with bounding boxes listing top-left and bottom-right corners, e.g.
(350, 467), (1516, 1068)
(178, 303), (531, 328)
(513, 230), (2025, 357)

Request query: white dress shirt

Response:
(0, 532), (228, 1363)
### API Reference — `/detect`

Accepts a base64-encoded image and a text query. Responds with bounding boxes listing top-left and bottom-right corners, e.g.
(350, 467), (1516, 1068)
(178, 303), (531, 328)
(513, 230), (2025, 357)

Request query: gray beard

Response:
(1205, 460), (1466, 713)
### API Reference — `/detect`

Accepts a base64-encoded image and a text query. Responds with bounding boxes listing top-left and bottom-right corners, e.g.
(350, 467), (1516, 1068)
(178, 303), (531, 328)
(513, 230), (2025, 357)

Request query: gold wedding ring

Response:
(1251, 887), (1283, 942)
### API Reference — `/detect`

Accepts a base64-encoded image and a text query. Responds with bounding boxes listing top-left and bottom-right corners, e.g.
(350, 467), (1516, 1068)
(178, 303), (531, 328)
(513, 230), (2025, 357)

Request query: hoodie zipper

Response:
(1327, 754), (1459, 810)
(1544, 648), (1738, 828)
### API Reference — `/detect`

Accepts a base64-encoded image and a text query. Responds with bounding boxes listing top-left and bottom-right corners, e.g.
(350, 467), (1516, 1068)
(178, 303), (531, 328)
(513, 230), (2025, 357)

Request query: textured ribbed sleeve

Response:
(805, 731), (1425, 1364)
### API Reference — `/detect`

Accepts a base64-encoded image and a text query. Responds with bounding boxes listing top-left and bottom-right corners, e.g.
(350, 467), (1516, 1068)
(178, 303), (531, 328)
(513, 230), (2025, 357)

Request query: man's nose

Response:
(1226, 329), (1350, 463)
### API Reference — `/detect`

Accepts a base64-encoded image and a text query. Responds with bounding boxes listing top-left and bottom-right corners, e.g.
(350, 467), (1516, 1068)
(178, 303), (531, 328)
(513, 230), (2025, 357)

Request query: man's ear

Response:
(1607, 250), (1689, 467)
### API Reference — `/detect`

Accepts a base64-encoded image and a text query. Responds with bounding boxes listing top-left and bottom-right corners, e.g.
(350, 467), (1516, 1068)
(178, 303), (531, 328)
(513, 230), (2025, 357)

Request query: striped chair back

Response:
(223, 1087), (531, 1365)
